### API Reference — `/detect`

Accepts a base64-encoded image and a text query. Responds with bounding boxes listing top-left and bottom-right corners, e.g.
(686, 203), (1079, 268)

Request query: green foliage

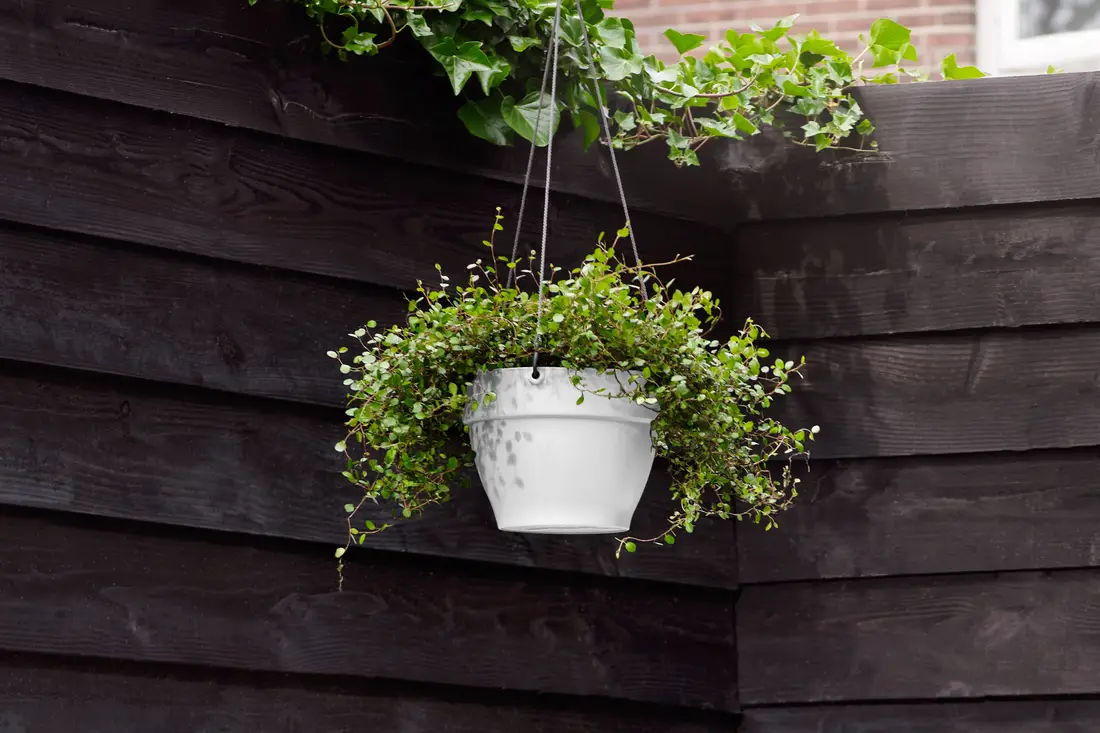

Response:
(248, 0), (983, 165)
(330, 211), (816, 557)
(940, 52), (986, 80)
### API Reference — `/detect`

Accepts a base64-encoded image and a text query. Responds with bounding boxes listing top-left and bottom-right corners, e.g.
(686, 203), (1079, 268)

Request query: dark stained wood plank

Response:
(0, 655), (729, 732)
(717, 71), (1100, 221)
(0, 0), (713, 224)
(4, 1), (1099, 223)
(739, 450), (1100, 583)
(730, 203), (1100, 340)
(741, 700), (1100, 732)
(738, 569), (1100, 705)
(0, 222), (733, 408)
(0, 79), (732, 292)
(774, 326), (1100, 459)
(0, 511), (737, 710)
(0, 223), (404, 407)
(0, 362), (738, 588)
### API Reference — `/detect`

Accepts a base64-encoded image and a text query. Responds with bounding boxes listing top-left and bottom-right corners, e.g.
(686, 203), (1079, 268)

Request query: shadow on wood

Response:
(0, 361), (737, 587)
(739, 450), (1100, 583)
(0, 653), (730, 732)
(738, 569), (1100, 705)
(0, 510), (737, 710)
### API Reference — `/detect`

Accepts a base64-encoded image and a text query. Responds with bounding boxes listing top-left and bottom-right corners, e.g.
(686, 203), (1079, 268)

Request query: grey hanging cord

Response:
(508, 0), (646, 378)
(575, 5), (646, 301)
(529, 0), (563, 378)
(506, 26), (558, 290)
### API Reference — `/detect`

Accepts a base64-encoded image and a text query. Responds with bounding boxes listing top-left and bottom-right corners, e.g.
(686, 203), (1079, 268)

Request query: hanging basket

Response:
(463, 367), (658, 534)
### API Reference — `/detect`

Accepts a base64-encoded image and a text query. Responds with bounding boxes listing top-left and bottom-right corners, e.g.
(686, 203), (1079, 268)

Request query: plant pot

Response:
(462, 367), (658, 534)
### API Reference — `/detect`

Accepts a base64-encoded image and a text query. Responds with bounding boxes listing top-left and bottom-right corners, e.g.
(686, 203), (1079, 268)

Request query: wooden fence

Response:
(1, 0), (1099, 730)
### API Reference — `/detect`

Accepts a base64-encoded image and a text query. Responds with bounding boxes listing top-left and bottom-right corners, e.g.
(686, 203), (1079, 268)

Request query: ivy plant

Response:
(249, 0), (983, 164)
(330, 211), (817, 559)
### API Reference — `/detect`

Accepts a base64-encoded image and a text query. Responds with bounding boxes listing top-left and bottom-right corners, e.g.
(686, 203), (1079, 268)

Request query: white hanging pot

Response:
(462, 367), (658, 534)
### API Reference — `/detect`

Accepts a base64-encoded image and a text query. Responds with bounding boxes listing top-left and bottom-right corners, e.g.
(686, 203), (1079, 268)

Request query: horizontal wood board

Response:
(0, 79), (732, 293)
(738, 569), (1100, 705)
(0, 361), (737, 588)
(775, 325), (1100, 459)
(4, 1), (1100, 224)
(10, 219), (1100, 463)
(730, 202), (1100, 339)
(741, 700), (1100, 732)
(0, 0), (707, 223)
(738, 450), (1100, 582)
(0, 655), (729, 732)
(0, 510), (737, 710)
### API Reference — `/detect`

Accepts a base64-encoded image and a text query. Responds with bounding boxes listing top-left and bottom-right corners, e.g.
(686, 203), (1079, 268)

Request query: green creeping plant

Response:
(248, 0), (984, 166)
(330, 212), (819, 558)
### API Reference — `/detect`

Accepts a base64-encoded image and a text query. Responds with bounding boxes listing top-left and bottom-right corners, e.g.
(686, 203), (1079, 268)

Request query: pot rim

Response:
(463, 366), (658, 425)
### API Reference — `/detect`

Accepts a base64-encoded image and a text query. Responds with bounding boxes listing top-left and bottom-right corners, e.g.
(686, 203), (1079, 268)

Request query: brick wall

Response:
(621, 0), (977, 70)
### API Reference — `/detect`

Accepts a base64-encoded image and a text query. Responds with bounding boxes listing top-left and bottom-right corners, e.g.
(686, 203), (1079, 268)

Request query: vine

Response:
(249, 0), (983, 165)
(331, 214), (816, 562)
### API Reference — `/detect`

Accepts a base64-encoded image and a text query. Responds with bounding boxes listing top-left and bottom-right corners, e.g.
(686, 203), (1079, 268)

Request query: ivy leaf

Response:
(941, 53), (986, 80)
(801, 35), (841, 58)
(473, 0), (512, 17)
(461, 7), (494, 25)
(613, 109), (636, 131)
(405, 13), (433, 38)
(342, 26), (378, 56)
(781, 80), (811, 97)
(718, 94), (743, 111)
(644, 59), (679, 84)
(429, 38), (493, 95)
(664, 29), (705, 56)
(477, 52), (512, 94)
(600, 46), (644, 81)
(756, 14), (798, 43)
(575, 108), (601, 149)
(694, 116), (735, 137)
(733, 112), (758, 135)
(868, 18), (917, 67)
(508, 34), (540, 52)
(596, 17), (628, 49)
(667, 127), (690, 149)
(501, 91), (561, 146)
(458, 97), (515, 145)
(869, 18), (910, 49)
(558, 14), (585, 47)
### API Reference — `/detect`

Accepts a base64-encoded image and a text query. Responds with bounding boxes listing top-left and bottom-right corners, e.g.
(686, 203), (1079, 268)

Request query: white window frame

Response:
(977, 0), (1100, 75)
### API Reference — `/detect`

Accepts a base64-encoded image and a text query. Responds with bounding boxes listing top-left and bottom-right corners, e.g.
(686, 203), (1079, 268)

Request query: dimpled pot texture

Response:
(462, 367), (658, 533)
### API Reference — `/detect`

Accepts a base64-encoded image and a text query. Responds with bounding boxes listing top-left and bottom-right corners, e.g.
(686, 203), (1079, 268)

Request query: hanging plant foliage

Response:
(331, 212), (817, 558)
(248, 0), (984, 165)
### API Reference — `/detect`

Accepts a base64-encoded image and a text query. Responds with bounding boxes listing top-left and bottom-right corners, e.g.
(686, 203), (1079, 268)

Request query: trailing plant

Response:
(249, 0), (983, 164)
(330, 211), (818, 559)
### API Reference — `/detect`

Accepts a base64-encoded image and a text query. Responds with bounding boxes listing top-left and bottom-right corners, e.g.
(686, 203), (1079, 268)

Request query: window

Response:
(978, 0), (1100, 75)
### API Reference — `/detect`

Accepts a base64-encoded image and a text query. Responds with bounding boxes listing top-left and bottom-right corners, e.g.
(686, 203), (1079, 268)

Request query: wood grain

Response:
(731, 203), (1100, 339)
(714, 71), (1100, 221)
(738, 569), (1100, 705)
(775, 326), (1100, 459)
(0, 0), (711, 223)
(3, 0), (1098, 223)
(0, 223), (405, 406)
(0, 511), (737, 710)
(0, 362), (738, 588)
(741, 700), (1100, 732)
(0, 655), (728, 732)
(739, 450), (1100, 583)
(0, 80), (731, 292)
